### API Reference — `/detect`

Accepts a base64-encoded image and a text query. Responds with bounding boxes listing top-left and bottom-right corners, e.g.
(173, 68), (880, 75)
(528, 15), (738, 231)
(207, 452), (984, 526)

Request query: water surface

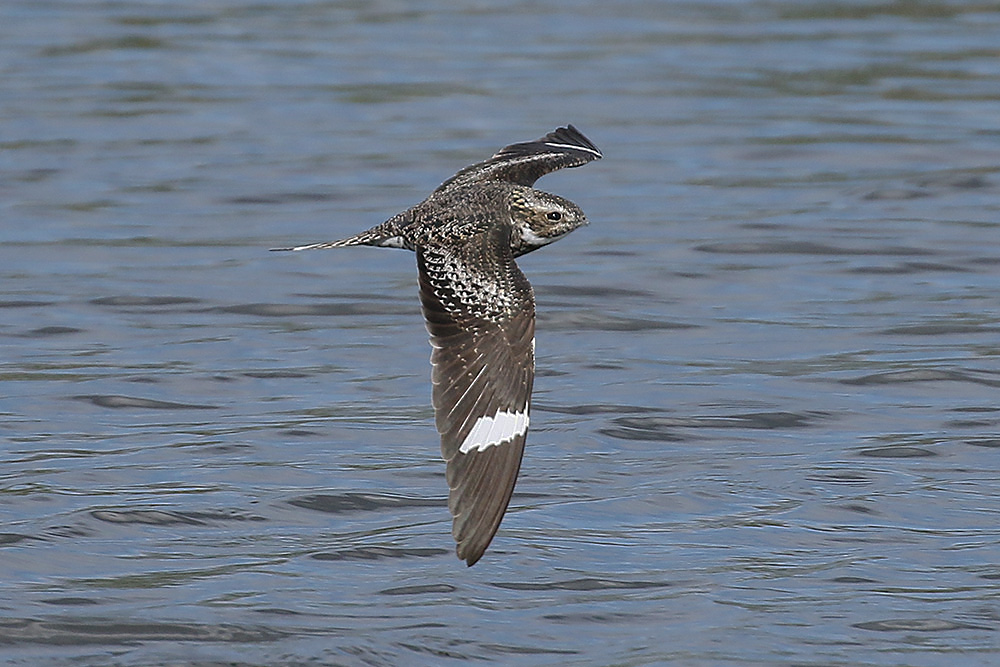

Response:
(2, 1), (1000, 665)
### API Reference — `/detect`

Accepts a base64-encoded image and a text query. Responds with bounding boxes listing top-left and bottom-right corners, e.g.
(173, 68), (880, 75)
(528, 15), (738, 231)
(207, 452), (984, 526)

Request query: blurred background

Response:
(2, 1), (1000, 665)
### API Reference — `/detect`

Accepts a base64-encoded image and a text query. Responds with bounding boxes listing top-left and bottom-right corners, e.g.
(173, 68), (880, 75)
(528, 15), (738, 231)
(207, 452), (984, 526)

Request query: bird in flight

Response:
(274, 125), (602, 565)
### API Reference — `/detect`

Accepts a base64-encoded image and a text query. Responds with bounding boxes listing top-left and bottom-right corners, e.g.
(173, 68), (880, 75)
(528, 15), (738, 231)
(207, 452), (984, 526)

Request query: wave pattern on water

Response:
(2, 0), (1000, 665)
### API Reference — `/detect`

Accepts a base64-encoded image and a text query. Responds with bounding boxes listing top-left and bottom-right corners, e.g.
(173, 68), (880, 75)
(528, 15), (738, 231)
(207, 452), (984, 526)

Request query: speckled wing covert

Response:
(437, 124), (603, 191)
(417, 224), (535, 566)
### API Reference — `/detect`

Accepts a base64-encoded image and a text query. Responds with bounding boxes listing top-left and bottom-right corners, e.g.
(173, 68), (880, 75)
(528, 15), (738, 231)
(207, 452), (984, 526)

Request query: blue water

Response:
(3, 1), (1000, 665)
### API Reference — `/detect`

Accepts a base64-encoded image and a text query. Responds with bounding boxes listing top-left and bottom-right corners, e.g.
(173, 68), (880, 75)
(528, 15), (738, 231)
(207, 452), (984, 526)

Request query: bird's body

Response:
(275, 126), (601, 565)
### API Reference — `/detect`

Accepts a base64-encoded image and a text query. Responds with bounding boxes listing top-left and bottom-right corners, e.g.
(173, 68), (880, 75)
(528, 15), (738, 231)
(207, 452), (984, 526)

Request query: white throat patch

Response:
(520, 227), (556, 247)
(459, 409), (530, 454)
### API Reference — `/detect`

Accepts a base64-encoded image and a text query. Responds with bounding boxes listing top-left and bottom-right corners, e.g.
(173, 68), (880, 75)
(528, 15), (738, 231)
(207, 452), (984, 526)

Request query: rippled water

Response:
(3, 1), (1000, 665)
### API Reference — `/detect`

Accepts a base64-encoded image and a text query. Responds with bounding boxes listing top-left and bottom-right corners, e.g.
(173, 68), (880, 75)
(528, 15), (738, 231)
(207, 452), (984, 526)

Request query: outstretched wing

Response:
(437, 125), (602, 191)
(417, 225), (535, 566)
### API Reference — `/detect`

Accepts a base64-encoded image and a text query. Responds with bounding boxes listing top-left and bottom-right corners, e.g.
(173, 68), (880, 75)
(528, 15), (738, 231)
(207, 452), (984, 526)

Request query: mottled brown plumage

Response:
(274, 125), (601, 565)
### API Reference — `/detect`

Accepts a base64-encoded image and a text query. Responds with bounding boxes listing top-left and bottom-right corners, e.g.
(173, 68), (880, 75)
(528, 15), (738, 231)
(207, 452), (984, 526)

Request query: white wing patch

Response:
(459, 409), (530, 454)
(542, 141), (603, 158)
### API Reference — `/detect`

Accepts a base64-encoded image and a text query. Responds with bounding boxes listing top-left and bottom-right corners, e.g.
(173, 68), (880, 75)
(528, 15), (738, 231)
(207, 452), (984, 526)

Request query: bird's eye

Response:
(546, 211), (562, 221)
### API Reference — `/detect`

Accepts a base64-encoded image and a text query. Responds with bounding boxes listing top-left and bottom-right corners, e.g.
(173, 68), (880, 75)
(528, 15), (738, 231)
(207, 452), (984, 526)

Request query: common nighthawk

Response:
(274, 125), (602, 565)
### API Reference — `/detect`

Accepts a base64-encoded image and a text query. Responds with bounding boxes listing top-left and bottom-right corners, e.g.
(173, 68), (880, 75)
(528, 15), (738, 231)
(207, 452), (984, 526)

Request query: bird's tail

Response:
(270, 237), (364, 252)
(270, 226), (397, 252)
(271, 215), (411, 252)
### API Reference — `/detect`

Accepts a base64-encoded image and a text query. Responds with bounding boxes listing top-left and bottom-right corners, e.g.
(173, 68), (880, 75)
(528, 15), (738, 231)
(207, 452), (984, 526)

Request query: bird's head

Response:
(508, 188), (588, 256)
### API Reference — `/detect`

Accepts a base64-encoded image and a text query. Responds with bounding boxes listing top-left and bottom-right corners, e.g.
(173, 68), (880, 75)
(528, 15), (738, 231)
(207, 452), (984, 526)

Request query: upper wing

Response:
(417, 225), (535, 566)
(436, 125), (602, 191)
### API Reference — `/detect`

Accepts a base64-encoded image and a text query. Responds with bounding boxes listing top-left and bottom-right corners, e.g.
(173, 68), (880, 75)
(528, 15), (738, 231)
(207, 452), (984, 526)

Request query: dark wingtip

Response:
(462, 548), (484, 567)
(543, 125), (602, 159)
(491, 125), (602, 163)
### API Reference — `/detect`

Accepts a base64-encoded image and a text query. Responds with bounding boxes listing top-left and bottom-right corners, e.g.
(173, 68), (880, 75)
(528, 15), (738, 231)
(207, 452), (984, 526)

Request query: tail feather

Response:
(271, 216), (410, 252)
(270, 237), (363, 252)
(269, 226), (394, 252)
